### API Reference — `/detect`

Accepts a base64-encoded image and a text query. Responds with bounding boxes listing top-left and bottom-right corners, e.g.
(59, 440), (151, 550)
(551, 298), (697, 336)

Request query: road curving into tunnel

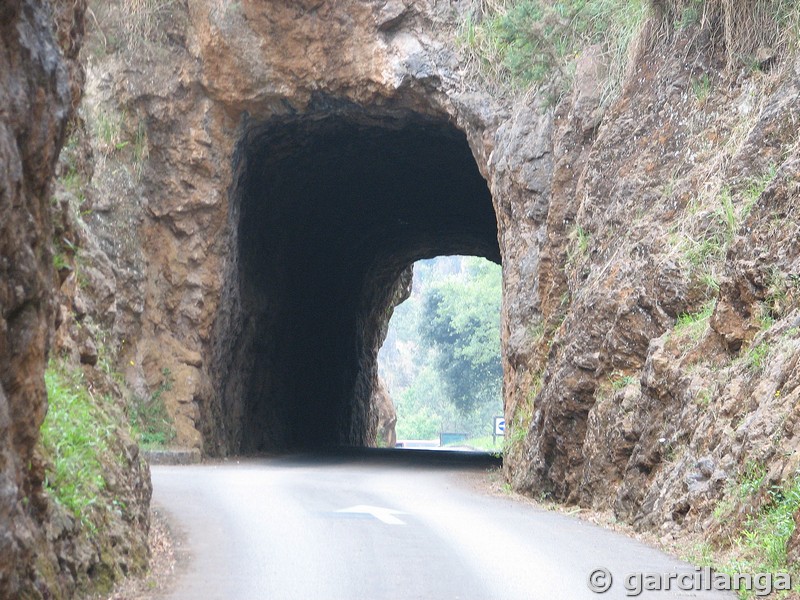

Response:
(151, 449), (736, 600)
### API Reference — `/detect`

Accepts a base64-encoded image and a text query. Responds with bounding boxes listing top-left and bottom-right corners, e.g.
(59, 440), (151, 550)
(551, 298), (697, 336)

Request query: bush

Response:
(700, 468), (800, 599)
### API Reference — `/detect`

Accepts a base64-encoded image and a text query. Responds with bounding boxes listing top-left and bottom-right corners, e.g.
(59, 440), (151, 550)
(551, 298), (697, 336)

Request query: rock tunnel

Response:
(211, 107), (500, 453)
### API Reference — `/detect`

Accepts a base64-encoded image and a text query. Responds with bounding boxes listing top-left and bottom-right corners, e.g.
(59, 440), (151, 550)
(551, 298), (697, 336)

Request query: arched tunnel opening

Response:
(212, 108), (500, 453)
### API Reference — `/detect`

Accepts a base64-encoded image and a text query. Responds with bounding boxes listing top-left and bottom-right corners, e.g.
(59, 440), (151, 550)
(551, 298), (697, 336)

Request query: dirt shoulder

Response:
(98, 506), (179, 600)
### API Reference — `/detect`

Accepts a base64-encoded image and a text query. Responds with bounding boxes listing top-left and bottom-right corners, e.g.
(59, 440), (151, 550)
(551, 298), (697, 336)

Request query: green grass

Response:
(567, 224), (591, 267)
(610, 372), (637, 389)
(574, 225), (590, 255)
(41, 362), (115, 532)
(527, 321), (546, 343)
(757, 303), (775, 330)
(743, 164), (777, 206)
(704, 464), (800, 599)
(746, 340), (770, 372)
(740, 480), (800, 571)
(128, 367), (176, 448)
(94, 110), (125, 154)
(695, 388), (712, 407)
(132, 120), (149, 165)
(681, 229), (726, 270)
(691, 73), (712, 104)
(679, 169), (779, 299)
(458, 0), (649, 97)
(700, 272), (720, 294)
(674, 0), (703, 29)
(449, 435), (503, 452)
(61, 168), (82, 195)
(52, 252), (69, 271)
(713, 461), (767, 521)
(682, 164), (775, 258)
(673, 299), (716, 341)
(738, 462), (768, 500)
(505, 398), (533, 455)
(760, 266), (797, 326)
(677, 184), (756, 300)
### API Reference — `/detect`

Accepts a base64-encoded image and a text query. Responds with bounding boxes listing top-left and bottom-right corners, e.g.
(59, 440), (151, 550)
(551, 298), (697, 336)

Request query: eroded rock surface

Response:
(3, 0), (800, 592)
(1, 2), (151, 597)
(80, 0), (800, 537)
(1, 1), (83, 596)
(513, 28), (800, 543)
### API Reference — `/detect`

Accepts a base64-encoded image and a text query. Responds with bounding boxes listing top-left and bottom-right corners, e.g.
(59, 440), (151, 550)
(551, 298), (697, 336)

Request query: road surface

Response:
(151, 449), (735, 599)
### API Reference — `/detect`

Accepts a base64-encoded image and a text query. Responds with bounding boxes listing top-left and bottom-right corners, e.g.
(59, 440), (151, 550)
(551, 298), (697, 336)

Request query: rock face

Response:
(374, 377), (399, 449)
(84, 0), (800, 525)
(1, 2), (151, 597)
(509, 24), (800, 540)
(3, 0), (800, 590)
(213, 113), (498, 451)
(0, 1), (84, 595)
(74, 0), (504, 455)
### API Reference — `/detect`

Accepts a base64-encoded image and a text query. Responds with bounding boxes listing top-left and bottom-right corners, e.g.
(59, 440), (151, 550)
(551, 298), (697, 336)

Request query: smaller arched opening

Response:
(378, 256), (504, 452)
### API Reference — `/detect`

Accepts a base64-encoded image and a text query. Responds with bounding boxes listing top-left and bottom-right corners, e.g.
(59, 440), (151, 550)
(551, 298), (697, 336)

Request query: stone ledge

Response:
(143, 448), (202, 465)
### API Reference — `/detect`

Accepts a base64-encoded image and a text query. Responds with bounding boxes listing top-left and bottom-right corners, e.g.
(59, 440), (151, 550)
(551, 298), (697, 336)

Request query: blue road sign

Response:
(494, 417), (505, 436)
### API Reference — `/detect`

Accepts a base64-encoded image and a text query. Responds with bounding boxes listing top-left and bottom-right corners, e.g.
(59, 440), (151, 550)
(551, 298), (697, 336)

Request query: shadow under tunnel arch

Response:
(212, 109), (500, 453)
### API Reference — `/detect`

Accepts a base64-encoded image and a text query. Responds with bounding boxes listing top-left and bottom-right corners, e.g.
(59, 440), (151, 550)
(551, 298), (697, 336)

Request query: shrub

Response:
(706, 469), (800, 598)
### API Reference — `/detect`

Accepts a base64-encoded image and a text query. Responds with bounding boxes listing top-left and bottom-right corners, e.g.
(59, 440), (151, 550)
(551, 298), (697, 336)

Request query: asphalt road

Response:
(151, 449), (735, 600)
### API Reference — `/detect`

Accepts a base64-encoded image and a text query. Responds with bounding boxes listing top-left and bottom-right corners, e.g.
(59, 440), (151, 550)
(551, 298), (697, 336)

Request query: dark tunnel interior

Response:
(213, 110), (500, 453)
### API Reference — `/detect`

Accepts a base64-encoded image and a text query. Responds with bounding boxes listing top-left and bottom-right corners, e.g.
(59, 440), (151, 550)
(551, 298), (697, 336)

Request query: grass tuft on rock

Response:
(694, 468), (800, 599)
(41, 361), (115, 532)
(128, 367), (176, 448)
(659, 0), (799, 71)
(458, 0), (649, 98)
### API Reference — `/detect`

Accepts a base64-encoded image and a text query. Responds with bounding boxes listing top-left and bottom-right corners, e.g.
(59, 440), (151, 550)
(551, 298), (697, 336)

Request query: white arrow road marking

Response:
(336, 505), (407, 525)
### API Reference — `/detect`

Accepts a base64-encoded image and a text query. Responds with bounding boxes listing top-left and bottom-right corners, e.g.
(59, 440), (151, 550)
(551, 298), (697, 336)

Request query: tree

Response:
(418, 258), (502, 414)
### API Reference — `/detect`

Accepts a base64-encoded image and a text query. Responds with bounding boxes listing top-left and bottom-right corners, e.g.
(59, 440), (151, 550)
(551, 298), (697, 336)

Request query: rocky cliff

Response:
(1, 1), (85, 595)
(2, 0), (800, 594)
(1, 2), (150, 598)
(72, 0), (800, 547)
(509, 19), (800, 540)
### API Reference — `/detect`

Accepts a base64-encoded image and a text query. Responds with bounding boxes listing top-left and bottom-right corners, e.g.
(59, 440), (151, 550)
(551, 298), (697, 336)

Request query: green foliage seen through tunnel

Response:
(379, 256), (503, 445)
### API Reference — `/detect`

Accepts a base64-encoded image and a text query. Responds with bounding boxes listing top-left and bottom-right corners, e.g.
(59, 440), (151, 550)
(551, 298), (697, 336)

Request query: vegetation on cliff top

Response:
(458, 0), (648, 98)
(459, 0), (799, 99)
